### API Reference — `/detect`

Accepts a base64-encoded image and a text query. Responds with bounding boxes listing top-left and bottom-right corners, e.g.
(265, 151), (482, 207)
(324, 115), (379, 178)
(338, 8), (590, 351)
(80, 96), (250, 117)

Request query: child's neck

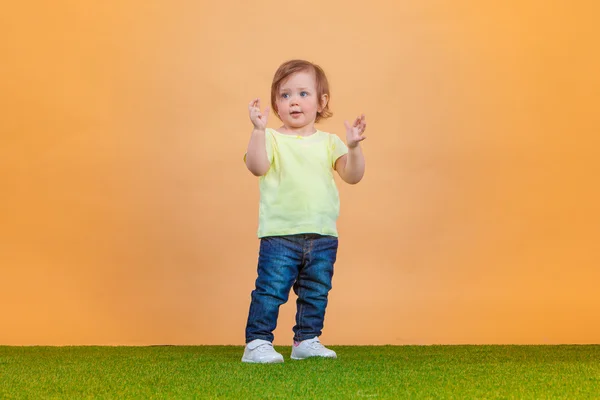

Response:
(277, 124), (317, 137)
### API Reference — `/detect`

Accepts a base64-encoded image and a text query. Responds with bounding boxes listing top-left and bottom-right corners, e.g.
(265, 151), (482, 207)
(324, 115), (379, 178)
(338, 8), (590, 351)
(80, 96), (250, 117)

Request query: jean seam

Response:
(297, 283), (304, 342)
(297, 236), (311, 342)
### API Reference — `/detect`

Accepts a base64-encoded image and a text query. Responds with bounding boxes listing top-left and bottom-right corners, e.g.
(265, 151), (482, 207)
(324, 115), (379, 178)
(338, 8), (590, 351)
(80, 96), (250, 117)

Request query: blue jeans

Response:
(245, 234), (338, 343)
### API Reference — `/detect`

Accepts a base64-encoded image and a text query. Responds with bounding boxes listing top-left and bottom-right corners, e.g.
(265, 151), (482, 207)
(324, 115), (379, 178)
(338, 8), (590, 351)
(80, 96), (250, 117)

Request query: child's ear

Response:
(319, 94), (329, 112)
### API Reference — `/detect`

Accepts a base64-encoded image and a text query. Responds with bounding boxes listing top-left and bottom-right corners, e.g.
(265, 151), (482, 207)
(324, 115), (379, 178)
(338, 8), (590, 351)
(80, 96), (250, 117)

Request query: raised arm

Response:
(245, 98), (271, 176)
(336, 114), (367, 184)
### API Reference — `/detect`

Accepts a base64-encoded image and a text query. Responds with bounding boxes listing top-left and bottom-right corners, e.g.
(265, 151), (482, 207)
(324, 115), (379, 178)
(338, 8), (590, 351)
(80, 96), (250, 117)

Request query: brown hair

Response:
(270, 59), (332, 123)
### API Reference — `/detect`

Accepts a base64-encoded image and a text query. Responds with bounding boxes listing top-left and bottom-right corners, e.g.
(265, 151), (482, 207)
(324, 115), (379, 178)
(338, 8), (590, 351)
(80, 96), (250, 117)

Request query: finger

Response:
(248, 98), (259, 108)
(344, 121), (351, 130)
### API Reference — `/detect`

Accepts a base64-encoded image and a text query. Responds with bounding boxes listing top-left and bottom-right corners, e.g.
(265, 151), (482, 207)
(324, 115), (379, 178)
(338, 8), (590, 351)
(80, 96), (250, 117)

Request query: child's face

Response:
(276, 70), (326, 129)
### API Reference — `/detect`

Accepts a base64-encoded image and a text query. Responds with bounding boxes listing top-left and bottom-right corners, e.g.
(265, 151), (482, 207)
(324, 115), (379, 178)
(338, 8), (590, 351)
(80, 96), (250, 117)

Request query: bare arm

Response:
(245, 98), (270, 176)
(336, 114), (367, 184)
(335, 146), (365, 184)
(245, 129), (270, 176)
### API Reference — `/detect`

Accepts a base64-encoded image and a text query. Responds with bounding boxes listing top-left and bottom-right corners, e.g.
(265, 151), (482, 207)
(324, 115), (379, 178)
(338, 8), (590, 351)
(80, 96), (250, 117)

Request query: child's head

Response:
(270, 60), (332, 127)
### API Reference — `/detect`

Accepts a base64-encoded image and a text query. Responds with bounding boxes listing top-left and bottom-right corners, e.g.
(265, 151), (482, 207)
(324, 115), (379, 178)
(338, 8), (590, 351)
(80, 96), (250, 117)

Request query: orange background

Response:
(1, 1), (598, 345)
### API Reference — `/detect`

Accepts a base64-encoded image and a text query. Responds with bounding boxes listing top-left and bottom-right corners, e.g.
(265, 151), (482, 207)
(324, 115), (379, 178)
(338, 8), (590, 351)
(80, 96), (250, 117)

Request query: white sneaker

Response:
(290, 337), (337, 360)
(241, 339), (284, 363)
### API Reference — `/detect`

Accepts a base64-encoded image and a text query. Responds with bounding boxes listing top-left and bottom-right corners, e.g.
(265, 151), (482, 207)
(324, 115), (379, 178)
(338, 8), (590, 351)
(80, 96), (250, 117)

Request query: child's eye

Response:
(300, 91), (309, 97)
(281, 93), (290, 99)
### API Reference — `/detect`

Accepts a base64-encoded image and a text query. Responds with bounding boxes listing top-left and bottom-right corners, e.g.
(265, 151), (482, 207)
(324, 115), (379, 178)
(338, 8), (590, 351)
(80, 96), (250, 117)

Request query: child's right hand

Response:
(248, 98), (269, 131)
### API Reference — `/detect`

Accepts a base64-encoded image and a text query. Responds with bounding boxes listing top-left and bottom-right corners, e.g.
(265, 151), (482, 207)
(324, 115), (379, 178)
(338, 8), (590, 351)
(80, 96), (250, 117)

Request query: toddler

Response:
(242, 59), (367, 363)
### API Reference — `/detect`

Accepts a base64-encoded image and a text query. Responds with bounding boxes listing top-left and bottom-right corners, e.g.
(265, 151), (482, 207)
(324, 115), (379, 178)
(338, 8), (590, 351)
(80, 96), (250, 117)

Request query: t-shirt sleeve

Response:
(330, 133), (349, 169)
(265, 130), (275, 164)
(243, 129), (275, 165)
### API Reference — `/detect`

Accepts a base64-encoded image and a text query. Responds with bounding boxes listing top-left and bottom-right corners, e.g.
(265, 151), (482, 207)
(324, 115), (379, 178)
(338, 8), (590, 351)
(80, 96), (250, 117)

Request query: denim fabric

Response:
(245, 234), (338, 343)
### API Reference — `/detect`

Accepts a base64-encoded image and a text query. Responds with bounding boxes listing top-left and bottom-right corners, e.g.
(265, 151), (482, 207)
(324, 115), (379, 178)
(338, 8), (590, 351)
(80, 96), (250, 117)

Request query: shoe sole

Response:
(241, 357), (284, 363)
(290, 355), (337, 360)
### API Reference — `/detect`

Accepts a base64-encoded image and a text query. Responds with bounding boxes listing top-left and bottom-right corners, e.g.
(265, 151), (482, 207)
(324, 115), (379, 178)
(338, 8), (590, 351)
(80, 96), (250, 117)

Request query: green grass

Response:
(1, 345), (599, 399)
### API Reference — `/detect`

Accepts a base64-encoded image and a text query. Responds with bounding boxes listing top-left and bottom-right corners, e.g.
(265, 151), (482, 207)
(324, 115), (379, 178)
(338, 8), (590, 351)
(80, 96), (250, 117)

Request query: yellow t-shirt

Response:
(253, 128), (348, 238)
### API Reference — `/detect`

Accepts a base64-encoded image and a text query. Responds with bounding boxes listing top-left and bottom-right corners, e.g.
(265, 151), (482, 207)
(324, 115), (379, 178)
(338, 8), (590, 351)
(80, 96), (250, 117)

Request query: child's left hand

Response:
(344, 114), (367, 148)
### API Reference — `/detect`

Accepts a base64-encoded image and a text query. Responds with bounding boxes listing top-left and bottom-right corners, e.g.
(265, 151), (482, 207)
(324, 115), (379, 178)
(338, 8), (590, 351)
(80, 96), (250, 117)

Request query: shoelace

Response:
(308, 340), (325, 350)
(256, 343), (274, 353)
